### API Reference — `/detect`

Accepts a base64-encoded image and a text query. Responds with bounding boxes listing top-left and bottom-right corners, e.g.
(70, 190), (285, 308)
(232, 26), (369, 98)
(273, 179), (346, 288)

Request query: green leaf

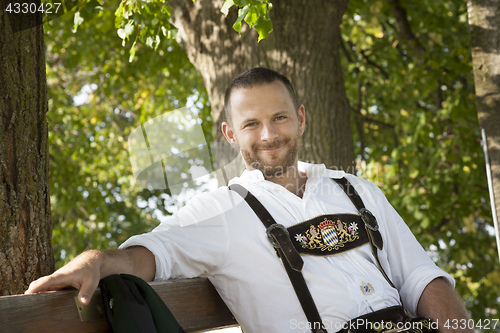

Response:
(221, 0), (235, 16)
(114, 2), (125, 28)
(73, 11), (84, 33)
(117, 28), (127, 39)
(129, 41), (137, 62)
(245, 5), (259, 27)
(232, 6), (249, 34)
(254, 17), (273, 41)
(233, 0), (251, 6)
(124, 22), (134, 36)
(154, 35), (161, 50)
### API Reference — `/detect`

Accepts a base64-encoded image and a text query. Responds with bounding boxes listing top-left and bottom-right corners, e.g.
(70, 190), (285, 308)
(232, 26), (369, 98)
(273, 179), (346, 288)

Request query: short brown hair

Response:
(224, 67), (299, 124)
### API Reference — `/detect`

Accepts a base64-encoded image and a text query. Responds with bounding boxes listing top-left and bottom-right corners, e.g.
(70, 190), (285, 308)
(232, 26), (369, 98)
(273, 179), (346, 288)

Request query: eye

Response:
(275, 115), (286, 121)
(244, 122), (257, 128)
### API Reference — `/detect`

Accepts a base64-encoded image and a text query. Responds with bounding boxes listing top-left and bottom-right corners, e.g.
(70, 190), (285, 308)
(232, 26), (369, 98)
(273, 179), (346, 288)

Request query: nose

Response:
(260, 124), (278, 142)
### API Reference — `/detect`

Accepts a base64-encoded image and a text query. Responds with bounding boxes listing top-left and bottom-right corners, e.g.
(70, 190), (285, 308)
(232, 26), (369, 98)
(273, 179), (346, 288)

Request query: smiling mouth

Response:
(259, 144), (284, 153)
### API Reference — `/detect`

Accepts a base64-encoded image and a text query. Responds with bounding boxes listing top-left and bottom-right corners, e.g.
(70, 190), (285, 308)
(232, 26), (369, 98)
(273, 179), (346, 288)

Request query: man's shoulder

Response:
(174, 186), (245, 225)
(322, 169), (383, 198)
(182, 185), (238, 209)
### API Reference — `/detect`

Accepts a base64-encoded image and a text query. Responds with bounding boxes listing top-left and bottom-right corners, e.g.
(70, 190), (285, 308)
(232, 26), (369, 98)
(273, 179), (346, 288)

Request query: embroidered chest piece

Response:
(288, 214), (370, 256)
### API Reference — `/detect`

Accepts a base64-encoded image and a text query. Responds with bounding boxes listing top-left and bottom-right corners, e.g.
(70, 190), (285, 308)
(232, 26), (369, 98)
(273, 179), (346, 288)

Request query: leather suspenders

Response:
(229, 183), (326, 332)
(229, 177), (393, 333)
(332, 178), (396, 290)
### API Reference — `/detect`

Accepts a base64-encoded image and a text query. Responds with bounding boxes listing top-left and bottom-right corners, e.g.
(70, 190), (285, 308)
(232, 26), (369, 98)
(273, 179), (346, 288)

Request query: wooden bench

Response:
(0, 278), (238, 332)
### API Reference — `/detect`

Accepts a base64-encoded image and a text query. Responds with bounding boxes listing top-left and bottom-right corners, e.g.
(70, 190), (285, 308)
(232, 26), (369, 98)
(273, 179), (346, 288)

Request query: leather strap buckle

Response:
(266, 223), (289, 248)
(359, 208), (379, 231)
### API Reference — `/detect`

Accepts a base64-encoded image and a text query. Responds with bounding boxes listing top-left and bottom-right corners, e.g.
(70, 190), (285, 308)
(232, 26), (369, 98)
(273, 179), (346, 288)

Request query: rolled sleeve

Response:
(120, 233), (174, 281)
(119, 196), (232, 281)
(399, 265), (454, 316)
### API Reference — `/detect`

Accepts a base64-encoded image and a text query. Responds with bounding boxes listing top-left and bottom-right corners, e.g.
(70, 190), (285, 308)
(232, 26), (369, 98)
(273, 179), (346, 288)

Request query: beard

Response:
(240, 133), (301, 179)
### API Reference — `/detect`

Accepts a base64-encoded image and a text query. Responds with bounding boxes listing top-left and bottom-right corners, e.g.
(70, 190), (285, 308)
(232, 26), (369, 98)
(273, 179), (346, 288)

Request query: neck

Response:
(264, 166), (308, 198)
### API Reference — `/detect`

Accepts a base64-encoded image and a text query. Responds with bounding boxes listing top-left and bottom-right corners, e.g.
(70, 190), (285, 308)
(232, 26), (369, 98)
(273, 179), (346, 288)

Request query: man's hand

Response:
(25, 250), (103, 305)
(25, 247), (155, 306)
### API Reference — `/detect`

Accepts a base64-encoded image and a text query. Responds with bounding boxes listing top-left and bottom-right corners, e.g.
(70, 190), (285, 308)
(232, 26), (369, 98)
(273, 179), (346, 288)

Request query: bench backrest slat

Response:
(0, 277), (237, 332)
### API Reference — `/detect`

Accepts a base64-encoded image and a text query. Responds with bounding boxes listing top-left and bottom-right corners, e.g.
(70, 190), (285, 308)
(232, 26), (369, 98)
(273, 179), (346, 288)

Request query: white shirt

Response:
(121, 162), (454, 332)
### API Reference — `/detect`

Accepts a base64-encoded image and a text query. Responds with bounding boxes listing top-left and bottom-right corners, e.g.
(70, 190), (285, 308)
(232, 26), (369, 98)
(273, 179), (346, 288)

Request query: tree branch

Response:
(340, 33), (353, 63)
(352, 80), (366, 155)
(388, 0), (426, 55)
(346, 40), (390, 79)
(359, 49), (390, 80)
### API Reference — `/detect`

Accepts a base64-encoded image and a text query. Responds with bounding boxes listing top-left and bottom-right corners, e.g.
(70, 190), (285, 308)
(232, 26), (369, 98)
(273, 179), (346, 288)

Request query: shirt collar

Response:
(229, 161), (346, 185)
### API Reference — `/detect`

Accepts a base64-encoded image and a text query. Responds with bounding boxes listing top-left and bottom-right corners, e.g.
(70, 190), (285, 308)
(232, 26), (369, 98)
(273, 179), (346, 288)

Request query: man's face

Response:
(222, 81), (305, 178)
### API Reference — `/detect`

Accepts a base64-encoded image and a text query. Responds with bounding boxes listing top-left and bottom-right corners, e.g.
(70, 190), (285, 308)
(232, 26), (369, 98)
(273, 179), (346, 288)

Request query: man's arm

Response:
(417, 277), (473, 333)
(25, 246), (155, 305)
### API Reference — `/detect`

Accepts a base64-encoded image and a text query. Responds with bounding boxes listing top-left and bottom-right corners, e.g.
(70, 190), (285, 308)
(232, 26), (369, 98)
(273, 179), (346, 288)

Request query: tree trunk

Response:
(467, 0), (500, 253)
(0, 2), (54, 295)
(170, 0), (354, 182)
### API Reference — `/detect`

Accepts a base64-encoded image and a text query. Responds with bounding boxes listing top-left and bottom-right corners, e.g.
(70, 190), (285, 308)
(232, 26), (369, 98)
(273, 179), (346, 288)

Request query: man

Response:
(27, 68), (472, 332)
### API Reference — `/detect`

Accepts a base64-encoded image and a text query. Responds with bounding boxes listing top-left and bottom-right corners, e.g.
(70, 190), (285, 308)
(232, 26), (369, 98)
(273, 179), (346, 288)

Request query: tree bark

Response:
(170, 0), (354, 182)
(0, 1), (54, 295)
(467, 0), (500, 252)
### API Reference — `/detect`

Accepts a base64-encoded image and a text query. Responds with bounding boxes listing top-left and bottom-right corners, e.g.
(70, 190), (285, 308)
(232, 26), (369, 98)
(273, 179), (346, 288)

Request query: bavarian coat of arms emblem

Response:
(319, 219), (339, 246)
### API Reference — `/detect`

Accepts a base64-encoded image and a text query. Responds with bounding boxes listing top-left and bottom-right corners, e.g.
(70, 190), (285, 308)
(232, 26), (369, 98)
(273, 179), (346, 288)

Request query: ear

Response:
(298, 105), (306, 135)
(221, 121), (237, 144)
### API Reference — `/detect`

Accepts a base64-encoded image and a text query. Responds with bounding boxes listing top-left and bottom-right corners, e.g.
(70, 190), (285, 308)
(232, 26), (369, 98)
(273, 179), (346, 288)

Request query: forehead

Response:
(229, 81), (295, 121)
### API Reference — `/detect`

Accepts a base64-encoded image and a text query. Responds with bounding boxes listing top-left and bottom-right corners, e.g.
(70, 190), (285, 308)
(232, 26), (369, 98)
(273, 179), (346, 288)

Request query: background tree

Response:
(467, 0), (500, 262)
(169, 0), (354, 180)
(0, 2), (53, 295)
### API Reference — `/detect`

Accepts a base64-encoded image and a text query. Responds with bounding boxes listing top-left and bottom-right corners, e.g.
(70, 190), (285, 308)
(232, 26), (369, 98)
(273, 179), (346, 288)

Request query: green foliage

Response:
(44, 2), (211, 267)
(71, 0), (273, 65)
(221, 0), (274, 41)
(113, 0), (175, 61)
(342, 0), (499, 321)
